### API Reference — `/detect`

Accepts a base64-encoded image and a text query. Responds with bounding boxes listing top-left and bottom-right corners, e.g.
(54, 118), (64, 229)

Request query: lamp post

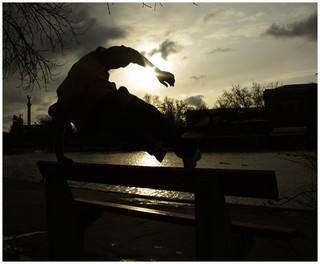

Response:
(27, 95), (32, 126)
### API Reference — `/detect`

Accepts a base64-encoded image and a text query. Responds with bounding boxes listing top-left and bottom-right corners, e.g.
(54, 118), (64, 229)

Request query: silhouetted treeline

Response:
(3, 83), (317, 154)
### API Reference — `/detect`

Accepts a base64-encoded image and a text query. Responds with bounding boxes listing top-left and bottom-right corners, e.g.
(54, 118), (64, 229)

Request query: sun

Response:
(131, 54), (171, 89)
(148, 54), (169, 70)
(109, 54), (171, 92)
(131, 65), (159, 89)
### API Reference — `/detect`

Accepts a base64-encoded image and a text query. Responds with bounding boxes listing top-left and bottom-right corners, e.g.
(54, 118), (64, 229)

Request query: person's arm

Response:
(125, 47), (175, 87)
(99, 46), (175, 87)
(52, 118), (73, 164)
(154, 68), (175, 87)
(49, 103), (73, 164)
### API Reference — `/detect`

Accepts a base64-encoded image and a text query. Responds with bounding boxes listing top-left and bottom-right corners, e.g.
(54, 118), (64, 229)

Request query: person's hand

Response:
(155, 70), (175, 87)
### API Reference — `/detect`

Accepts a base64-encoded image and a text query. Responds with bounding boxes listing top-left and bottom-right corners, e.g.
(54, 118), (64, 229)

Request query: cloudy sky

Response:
(2, 2), (317, 131)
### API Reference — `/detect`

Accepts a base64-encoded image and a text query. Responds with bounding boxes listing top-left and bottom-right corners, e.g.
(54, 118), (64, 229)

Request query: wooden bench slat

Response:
(74, 198), (195, 225)
(74, 198), (299, 240)
(38, 161), (278, 199)
(231, 221), (299, 240)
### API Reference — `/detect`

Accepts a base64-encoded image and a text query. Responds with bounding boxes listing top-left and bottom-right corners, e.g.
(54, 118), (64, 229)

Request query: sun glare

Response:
(149, 54), (168, 70)
(137, 152), (161, 167)
(131, 54), (172, 90)
(129, 65), (159, 90)
(109, 54), (171, 92)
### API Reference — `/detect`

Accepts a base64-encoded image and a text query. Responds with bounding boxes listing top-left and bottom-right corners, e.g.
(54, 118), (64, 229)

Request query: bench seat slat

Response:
(74, 198), (299, 240)
(231, 221), (299, 240)
(75, 198), (195, 225)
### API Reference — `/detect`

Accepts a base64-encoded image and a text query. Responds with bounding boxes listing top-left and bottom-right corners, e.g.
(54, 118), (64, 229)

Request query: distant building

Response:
(184, 107), (268, 150)
(183, 83), (317, 150)
(263, 83), (317, 136)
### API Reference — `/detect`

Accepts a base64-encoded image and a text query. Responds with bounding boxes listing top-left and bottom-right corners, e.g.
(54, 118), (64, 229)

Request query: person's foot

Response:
(183, 149), (202, 168)
(152, 145), (167, 162)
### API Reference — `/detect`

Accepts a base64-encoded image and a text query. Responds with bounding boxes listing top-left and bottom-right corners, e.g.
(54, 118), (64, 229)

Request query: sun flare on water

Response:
(136, 152), (161, 167)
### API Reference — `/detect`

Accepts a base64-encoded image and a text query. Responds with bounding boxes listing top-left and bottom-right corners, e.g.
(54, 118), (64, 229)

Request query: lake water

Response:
(3, 150), (317, 210)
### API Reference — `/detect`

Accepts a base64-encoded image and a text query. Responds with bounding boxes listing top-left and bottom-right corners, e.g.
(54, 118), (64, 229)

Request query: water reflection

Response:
(133, 152), (162, 167)
(3, 151), (316, 209)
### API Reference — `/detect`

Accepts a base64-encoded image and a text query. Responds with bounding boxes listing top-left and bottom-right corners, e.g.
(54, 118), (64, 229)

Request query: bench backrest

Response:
(37, 161), (296, 260)
(37, 161), (278, 199)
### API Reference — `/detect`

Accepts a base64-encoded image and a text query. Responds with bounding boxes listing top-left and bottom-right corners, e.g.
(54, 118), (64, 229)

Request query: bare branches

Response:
(215, 81), (280, 109)
(143, 94), (191, 130)
(3, 3), (81, 91)
(142, 3), (163, 11)
(106, 3), (115, 15)
(142, 3), (153, 9)
(215, 84), (255, 109)
(3, 2), (196, 90)
(277, 152), (317, 172)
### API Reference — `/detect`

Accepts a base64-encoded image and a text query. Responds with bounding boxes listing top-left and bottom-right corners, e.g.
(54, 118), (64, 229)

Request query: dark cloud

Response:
(148, 40), (184, 60)
(3, 87), (53, 112)
(65, 4), (129, 55)
(77, 19), (127, 50)
(34, 113), (48, 121)
(23, 4), (128, 59)
(263, 12), (317, 41)
(184, 95), (205, 106)
(28, 4), (128, 60)
(207, 48), (236, 55)
(2, 76), (58, 130)
(204, 13), (215, 23)
(3, 86), (30, 130)
(191, 75), (206, 81)
(3, 115), (14, 131)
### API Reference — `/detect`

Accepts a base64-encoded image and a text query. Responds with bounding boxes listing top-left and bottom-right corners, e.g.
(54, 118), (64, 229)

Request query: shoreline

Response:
(3, 179), (317, 261)
(3, 145), (317, 156)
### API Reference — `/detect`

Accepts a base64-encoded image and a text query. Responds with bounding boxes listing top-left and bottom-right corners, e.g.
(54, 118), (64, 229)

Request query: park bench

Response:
(37, 160), (299, 260)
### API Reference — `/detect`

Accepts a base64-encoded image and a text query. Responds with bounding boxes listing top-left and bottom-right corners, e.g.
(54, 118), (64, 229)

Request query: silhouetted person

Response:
(49, 45), (201, 167)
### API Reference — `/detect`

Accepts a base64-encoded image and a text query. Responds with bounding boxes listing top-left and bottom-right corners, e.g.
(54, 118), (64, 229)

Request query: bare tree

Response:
(215, 82), (280, 109)
(143, 94), (162, 109)
(215, 85), (253, 109)
(160, 97), (188, 129)
(36, 115), (52, 126)
(194, 101), (208, 110)
(276, 151), (317, 211)
(143, 94), (192, 130)
(3, 3), (81, 90)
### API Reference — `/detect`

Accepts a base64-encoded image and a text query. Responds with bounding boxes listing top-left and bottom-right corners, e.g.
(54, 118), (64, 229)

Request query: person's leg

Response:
(81, 88), (132, 136)
(114, 98), (166, 161)
(82, 86), (201, 167)
(119, 93), (201, 166)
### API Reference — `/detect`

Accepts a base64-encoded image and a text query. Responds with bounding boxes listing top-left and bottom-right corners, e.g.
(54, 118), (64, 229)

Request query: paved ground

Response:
(3, 179), (317, 261)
